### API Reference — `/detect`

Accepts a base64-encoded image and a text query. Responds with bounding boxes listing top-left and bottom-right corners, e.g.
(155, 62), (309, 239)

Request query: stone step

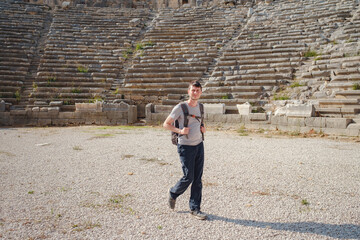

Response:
(316, 107), (360, 118)
(125, 72), (203, 78)
(336, 90), (360, 99)
(30, 92), (99, 99)
(128, 66), (207, 73)
(225, 73), (292, 81)
(318, 99), (360, 108)
(331, 74), (360, 82)
(223, 79), (286, 86)
(203, 85), (263, 93)
(124, 82), (189, 89)
(117, 87), (187, 95)
(132, 62), (209, 68)
(125, 77), (197, 84)
(201, 92), (262, 99)
(35, 87), (106, 94)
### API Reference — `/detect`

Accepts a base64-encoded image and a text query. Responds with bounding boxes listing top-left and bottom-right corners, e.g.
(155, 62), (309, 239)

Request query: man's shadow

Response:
(208, 214), (360, 239)
(179, 211), (360, 239)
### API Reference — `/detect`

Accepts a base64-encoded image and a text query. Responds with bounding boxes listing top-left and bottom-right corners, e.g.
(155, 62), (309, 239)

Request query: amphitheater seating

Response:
(30, 7), (151, 106)
(119, 7), (247, 105)
(202, 0), (357, 113)
(0, 1), (48, 105)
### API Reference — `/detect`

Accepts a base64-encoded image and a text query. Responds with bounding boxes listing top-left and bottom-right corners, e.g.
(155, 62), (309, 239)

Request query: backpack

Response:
(171, 102), (204, 145)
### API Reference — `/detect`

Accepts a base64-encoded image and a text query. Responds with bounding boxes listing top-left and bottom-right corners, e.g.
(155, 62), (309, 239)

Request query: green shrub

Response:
(135, 43), (144, 51)
(352, 83), (360, 90)
(290, 82), (304, 88)
(274, 95), (290, 100)
(14, 90), (21, 101)
(304, 50), (318, 58)
(77, 66), (88, 73)
(71, 88), (81, 93)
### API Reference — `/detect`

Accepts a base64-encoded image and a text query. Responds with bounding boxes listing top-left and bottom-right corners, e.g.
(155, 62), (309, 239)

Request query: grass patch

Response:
(107, 194), (135, 214)
(0, 151), (15, 157)
(237, 125), (248, 136)
(73, 145), (82, 150)
(77, 66), (89, 73)
(304, 50), (318, 58)
(14, 90), (21, 102)
(32, 82), (38, 91)
(352, 83), (360, 90)
(71, 88), (81, 94)
(122, 154), (134, 159)
(301, 199), (310, 206)
(72, 221), (101, 232)
(290, 82), (304, 88)
(139, 157), (169, 166)
(94, 133), (114, 138)
(273, 94), (290, 100)
(88, 96), (103, 103)
(28, 191), (34, 194)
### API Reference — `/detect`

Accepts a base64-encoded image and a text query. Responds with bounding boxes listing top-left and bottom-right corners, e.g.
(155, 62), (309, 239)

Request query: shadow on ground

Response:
(207, 214), (360, 239)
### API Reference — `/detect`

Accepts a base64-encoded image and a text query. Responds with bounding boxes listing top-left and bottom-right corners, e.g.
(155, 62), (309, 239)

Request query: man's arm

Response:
(163, 115), (189, 135)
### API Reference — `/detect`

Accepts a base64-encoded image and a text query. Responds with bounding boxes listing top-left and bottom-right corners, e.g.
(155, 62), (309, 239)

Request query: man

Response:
(163, 80), (207, 220)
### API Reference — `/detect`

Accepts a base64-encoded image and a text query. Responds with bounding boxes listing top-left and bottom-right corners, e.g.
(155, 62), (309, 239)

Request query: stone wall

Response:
(145, 103), (360, 136)
(0, 100), (137, 126)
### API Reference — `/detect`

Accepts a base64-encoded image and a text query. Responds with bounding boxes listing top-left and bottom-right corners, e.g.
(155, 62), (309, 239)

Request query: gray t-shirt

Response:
(170, 102), (203, 146)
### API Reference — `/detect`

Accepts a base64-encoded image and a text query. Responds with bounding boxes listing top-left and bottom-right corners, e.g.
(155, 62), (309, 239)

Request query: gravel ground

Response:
(0, 126), (359, 240)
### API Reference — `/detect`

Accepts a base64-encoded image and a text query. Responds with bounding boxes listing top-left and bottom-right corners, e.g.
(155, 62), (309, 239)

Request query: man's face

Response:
(188, 85), (202, 101)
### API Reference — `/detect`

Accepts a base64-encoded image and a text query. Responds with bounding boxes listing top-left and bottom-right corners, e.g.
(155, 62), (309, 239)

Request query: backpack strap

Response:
(180, 103), (189, 138)
(199, 103), (204, 141)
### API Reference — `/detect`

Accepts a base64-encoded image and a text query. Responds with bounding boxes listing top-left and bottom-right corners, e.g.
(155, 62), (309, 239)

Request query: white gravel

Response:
(0, 126), (359, 239)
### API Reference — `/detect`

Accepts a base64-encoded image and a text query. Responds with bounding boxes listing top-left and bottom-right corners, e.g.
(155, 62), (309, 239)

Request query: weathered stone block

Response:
(288, 117), (306, 127)
(286, 104), (315, 117)
(49, 101), (63, 107)
(58, 112), (76, 119)
(38, 119), (52, 126)
(76, 102), (102, 112)
(128, 105), (137, 124)
(304, 117), (326, 128)
(48, 107), (60, 113)
(103, 102), (129, 112)
(0, 112), (10, 126)
(237, 102), (251, 115)
(146, 103), (154, 119)
(346, 123), (360, 137)
(249, 113), (267, 121)
(271, 115), (288, 126)
(0, 100), (5, 112)
(154, 105), (173, 113)
(10, 110), (27, 116)
(204, 104), (225, 114)
(326, 118), (353, 129)
(51, 119), (68, 126)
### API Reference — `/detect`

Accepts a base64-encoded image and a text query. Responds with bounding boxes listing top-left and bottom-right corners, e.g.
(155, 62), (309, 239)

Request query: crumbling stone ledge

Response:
(145, 103), (360, 137)
(0, 101), (137, 127)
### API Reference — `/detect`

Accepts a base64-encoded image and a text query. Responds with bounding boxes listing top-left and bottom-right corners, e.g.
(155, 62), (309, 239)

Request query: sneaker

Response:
(168, 195), (176, 210)
(190, 210), (207, 220)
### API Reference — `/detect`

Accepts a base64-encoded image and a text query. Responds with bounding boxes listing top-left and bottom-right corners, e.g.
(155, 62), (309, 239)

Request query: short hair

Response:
(188, 80), (202, 90)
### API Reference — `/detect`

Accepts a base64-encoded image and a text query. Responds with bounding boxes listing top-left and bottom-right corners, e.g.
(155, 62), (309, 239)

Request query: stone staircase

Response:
(0, 1), (49, 107)
(202, 0), (358, 113)
(118, 6), (247, 107)
(28, 7), (151, 109)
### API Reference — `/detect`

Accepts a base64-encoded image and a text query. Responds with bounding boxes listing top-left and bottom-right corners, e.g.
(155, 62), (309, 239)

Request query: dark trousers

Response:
(170, 142), (204, 211)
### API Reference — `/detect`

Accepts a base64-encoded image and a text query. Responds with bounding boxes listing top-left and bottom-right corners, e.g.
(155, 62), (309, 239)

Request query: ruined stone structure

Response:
(1, 0), (360, 136)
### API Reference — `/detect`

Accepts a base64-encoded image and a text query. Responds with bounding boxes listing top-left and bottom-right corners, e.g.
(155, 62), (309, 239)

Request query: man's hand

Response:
(201, 126), (206, 133)
(181, 127), (189, 135)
